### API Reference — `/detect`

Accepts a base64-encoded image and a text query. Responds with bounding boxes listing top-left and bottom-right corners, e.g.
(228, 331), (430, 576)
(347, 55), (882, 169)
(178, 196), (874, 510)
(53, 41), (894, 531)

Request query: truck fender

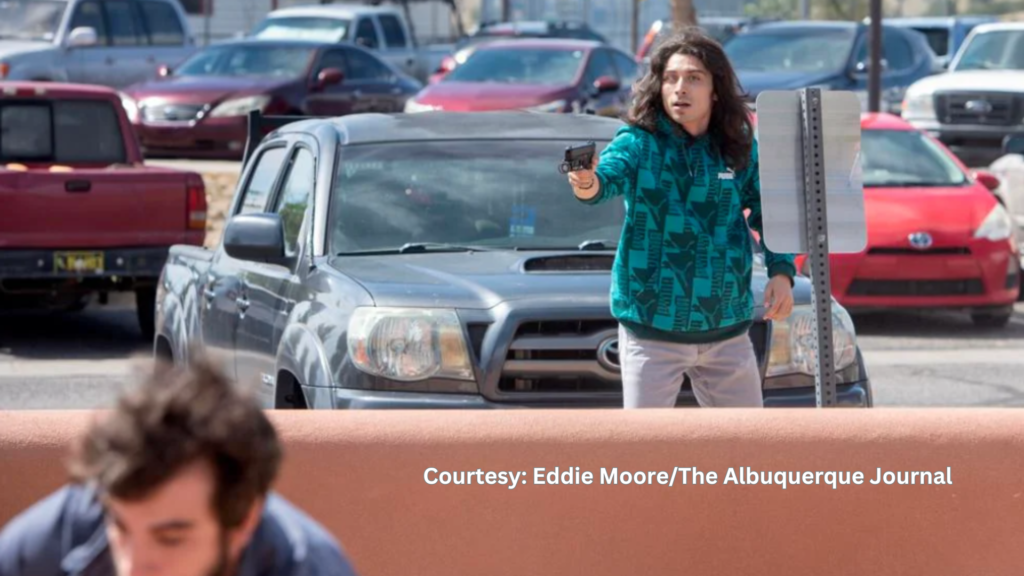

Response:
(155, 290), (189, 366)
(275, 323), (335, 394)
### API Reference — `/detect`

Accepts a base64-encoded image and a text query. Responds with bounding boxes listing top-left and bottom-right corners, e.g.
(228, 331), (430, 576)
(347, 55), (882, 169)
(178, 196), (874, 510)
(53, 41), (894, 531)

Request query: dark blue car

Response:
(724, 20), (937, 115)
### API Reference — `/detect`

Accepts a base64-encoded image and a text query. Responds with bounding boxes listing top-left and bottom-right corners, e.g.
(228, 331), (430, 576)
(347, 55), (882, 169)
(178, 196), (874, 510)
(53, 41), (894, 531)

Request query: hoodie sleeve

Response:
(741, 139), (798, 283)
(576, 125), (642, 206)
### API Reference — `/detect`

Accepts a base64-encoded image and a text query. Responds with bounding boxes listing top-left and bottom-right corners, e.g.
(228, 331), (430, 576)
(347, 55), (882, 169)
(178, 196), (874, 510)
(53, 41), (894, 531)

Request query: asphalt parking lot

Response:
(2, 294), (1021, 409)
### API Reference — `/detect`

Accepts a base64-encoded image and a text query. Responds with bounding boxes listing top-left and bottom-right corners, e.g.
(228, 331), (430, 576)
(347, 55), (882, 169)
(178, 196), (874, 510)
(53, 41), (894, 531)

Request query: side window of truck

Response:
(138, 0), (186, 45)
(354, 17), (379, 49)
(378, 14), (408, 49)
(102, 0), (145, 46)
(273, 147), (315, 256)
(69, 0), (110, 45)
(238, 146), (287, 215)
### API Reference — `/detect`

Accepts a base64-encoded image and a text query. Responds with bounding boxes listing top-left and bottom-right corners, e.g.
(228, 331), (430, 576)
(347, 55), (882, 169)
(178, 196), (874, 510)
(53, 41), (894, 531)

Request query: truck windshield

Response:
(329, 140), (625, 254)
(861, 129), (967, 188)
(0, 99), (126, 164)
(0, 0), (66, 42)
(724, 28), (856, 73)
(952, 30), (1024, 71)
(251, 16), (350, 43)
(174, 44), (317, 78)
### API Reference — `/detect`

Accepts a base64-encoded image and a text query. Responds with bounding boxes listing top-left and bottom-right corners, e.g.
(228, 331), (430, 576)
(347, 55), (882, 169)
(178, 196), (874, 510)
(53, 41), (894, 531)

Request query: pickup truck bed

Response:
(0, 81), (206, 338)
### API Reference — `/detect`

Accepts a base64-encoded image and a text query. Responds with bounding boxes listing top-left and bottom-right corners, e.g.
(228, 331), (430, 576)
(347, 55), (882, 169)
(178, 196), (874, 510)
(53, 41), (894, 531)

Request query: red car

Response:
(404, 39), (638, 118)
(795, 113), (1020, 327)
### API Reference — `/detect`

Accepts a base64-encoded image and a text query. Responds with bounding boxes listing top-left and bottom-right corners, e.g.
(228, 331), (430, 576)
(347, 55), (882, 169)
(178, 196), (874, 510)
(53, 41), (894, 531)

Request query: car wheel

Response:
(135, 286), (156, 341)
(971, 310), (1012, 328)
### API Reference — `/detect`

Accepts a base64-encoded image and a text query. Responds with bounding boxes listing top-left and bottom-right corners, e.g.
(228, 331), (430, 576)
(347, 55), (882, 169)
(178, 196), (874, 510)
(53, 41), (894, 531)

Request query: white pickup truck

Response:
(249, 3), (452, 84)
(0, 0), (196, 88)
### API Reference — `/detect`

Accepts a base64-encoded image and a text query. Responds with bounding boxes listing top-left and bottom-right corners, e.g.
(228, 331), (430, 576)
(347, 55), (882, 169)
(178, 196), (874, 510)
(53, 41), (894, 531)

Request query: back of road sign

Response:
(755, 90), (867, 255)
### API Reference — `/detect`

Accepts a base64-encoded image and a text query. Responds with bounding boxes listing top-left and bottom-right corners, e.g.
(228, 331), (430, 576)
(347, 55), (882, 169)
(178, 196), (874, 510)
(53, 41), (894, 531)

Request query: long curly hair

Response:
(627, 27), (754, 172)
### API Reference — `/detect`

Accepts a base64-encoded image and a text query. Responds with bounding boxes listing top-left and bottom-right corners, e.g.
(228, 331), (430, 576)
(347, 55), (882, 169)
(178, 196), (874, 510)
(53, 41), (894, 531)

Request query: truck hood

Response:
(909, 69), (1024, 93)
(124, 75), (295, 103)
(0, 40), (53, 60)
(327, 250), (780, 310)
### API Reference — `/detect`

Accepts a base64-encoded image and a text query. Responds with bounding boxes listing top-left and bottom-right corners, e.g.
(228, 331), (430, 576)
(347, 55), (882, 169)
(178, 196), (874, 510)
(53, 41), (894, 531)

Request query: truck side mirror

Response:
(223, 213), (291, 267)
(66, 26), (98, 48)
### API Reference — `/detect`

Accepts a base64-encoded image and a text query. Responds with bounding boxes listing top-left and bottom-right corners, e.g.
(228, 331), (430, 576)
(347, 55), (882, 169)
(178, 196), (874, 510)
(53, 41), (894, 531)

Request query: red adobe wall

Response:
(2, 409), (1024, 575)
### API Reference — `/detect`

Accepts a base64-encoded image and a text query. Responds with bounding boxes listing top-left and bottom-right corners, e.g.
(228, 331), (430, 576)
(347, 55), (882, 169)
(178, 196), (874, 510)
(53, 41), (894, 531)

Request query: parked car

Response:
(724, 20), (937, 115)
(121, 39), (422, 159)
(0, 0), (196, 88)
(404, 39), (638, 117)
(430, 20), (609, 84)
(0, 81), (206, 339)
(636, 16), (777, 69)
(152, 110), (873, 409)
(794, 113), (1019, 327)
(887, 15), (998, 70)
(901, 23), (1024, 168)
(249, 3), (452, 84)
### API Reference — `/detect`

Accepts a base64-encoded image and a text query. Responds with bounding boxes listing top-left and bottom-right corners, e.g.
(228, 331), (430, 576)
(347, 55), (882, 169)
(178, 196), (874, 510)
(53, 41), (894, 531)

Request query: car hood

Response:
(123, 75), (294, 103)
(0, 40), (53, 59)
(415, 82), (572, 111)
(908, 69), (1024, 93)
(864, 184), (991, 245)
(328, 250), (783, 310)
(735, 70), (840, 96)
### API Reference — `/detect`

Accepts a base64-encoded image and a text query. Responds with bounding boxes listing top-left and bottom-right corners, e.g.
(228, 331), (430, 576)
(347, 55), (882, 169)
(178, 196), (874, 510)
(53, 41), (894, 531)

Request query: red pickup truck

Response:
(0, 81), (207, 340)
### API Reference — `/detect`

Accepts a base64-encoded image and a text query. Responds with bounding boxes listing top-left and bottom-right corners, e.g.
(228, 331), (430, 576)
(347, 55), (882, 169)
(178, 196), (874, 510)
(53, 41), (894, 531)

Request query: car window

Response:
(611, 50), (639, 87)
(882, 30), (914, 70)
(445, 48), (585, 85)
(314, 48), (349, 76)
(354, 17), (379, 49)
(912, 26), (949, 56)
(378, 14), (407, 48)
(346, 49), (391, 81)
(68, 0), (109, 45)
(102, 0), (144, 46)
(274, 147), (315, 256)
(138, 0), (185, 46)
(584, 49), (617, 86)
(238, 146), (287, 215)
(861, 129), (967, 187)
(0, 99), (125, 164)
(251, 16), (350, 42)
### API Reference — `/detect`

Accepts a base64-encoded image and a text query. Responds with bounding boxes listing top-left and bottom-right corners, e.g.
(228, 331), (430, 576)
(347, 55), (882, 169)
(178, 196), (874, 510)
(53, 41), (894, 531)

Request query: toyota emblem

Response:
(597, 337), (620, 371)
(908, 232), (933, 250)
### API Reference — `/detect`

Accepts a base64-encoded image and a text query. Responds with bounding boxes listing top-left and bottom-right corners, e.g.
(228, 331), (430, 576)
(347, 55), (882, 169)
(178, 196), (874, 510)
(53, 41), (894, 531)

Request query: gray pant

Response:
(618, 324), (764, 408)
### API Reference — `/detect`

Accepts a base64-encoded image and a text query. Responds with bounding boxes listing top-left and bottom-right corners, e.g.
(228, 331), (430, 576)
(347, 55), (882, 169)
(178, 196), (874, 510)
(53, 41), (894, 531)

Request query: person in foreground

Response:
(567, 29), (797, 409)
(0, 356), (359, 576)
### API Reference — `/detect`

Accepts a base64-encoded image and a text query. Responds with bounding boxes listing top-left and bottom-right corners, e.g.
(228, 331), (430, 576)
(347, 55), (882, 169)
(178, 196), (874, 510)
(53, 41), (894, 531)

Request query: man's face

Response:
(660, 52), (715, 129)
(103, 461), (255, 576)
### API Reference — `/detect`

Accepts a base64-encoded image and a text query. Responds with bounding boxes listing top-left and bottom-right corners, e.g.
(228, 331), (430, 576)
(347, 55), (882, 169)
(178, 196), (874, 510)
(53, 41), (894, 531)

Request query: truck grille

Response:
(935, 92), (1018, 126)
(847, 278), (984, 296)
(140, 103), (206, 122)
(498, 319), (769, 394)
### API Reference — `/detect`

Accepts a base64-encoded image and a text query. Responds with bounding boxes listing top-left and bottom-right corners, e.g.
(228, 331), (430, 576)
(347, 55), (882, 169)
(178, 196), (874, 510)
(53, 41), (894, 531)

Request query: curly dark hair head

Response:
(627, 27), (754, 172)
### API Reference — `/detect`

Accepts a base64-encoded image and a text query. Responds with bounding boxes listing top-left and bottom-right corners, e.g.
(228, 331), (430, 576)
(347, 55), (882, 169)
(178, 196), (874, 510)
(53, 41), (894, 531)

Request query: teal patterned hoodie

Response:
(581, 114), (797, 344)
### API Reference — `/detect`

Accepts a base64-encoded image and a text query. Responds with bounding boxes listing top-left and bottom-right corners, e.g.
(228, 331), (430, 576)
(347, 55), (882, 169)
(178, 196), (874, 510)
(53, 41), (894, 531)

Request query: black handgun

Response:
(559, 141), (596, 174)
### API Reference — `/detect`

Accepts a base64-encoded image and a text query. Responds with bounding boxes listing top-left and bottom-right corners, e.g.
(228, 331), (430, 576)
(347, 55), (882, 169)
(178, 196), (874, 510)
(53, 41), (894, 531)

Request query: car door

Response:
(66, 0), (116, 85)
(135, 0), (189, 78)
(199, 143), (289, 382)
(234, 142), (316, 402)
(341, 47), (405, 112)
(302, 47), (357, 116)
(581, 48), (624, 117)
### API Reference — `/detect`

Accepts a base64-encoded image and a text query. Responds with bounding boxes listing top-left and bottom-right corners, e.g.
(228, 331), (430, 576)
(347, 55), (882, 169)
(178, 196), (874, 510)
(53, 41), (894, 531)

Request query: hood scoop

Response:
(521, 254), (614, 273)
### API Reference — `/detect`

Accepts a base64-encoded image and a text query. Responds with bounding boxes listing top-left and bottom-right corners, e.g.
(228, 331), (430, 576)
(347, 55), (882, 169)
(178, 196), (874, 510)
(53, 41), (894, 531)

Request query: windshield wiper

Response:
(337, 243), (494, 255)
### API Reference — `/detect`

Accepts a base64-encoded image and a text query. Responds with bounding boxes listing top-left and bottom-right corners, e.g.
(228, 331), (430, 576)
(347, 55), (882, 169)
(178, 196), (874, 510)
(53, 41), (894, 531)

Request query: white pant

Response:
(618, 324), (764, 408)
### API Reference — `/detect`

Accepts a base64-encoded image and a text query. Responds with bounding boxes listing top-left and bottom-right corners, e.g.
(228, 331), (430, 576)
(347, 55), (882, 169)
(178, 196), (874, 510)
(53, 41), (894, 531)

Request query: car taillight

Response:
(186, 174), (207, 231)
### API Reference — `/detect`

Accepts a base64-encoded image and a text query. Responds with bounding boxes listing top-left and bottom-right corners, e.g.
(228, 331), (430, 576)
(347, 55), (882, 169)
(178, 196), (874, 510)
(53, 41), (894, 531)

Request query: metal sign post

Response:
(755, 88), (866, 408)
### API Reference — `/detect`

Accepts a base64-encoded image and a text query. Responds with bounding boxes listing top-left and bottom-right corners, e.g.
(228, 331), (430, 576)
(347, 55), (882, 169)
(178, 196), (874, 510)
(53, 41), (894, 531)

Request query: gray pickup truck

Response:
(0, 0), (195, 88)
(153, 110), (873, 409)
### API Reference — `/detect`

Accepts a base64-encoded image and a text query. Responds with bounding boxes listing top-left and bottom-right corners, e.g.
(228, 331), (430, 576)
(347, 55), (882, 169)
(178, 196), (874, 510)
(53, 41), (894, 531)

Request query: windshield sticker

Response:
(509, 205), (536, 238)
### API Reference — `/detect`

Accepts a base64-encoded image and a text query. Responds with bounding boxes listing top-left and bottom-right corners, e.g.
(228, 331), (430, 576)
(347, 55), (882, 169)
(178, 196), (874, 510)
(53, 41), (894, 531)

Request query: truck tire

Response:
(135, 286), (156, 341)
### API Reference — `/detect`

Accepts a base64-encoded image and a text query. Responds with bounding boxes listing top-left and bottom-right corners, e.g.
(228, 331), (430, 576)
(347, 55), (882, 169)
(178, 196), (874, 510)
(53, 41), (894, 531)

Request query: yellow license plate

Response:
(54, 251), (105, 274)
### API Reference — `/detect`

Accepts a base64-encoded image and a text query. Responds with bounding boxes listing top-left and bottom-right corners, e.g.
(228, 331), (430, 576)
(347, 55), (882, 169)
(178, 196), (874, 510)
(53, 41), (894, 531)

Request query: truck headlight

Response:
(209, 95), (270, 117)
(347, 307), (474, 382)
(901, 92), (935, 120)
(766, 303), (858, 379)
(974, 203), (1013, 241)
